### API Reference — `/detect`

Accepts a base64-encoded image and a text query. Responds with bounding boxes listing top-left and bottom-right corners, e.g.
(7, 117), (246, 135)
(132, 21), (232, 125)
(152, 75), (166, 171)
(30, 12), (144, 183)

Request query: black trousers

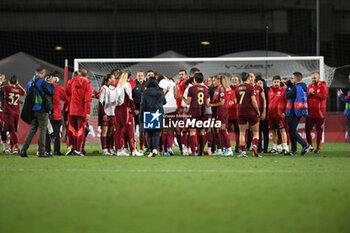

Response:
(288, 116), (307, 152)
(0, 125), (7, 141)
(246, 129), (253, 150)
(258, 120), (269, 152)
(45, 119), (62, 153)
(147, 130), (161, 151)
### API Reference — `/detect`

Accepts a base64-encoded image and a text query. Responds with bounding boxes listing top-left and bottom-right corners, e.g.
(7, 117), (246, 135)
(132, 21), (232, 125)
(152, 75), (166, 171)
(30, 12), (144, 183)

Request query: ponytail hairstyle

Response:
(241, 72), (249, 82)
(111, 69), (122, 80)
(102, 74), (114, 86)
(10, 75), (17, 85)
(220, 75), (230, 89)
(118, 72), (128, 88)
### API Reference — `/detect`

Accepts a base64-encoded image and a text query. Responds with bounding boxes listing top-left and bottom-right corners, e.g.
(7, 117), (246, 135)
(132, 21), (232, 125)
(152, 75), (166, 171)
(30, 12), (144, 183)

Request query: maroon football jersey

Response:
(235, 83), (257, 117)
(188, 85), (209, 118)
(1, 85), (25, 115)
(212, 87), (228, 118)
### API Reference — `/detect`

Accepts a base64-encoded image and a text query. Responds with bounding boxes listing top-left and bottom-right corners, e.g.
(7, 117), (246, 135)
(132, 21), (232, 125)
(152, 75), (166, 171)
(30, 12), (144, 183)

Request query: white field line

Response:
(0, 168), (349, 174)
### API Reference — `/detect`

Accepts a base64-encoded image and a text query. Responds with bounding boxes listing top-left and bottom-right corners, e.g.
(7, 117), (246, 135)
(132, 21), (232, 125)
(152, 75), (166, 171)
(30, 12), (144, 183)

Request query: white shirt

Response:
(200, 83), (212, 115)
(181, 83), (192, 111)
(159, 79), (177, 114)
(116, 82), (133, 106)
(99, 85), (117, 116)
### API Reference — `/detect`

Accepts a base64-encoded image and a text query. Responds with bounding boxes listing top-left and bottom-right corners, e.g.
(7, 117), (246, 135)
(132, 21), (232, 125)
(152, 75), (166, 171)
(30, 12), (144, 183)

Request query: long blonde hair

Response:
(220, 75), (230, 89)
(118, 71), (128, 88)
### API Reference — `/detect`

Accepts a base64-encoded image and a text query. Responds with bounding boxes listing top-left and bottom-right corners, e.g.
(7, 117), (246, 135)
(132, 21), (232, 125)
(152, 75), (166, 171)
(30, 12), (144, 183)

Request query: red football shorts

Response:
(215, 115), (228, 127)
(268, 116), (285, 130)
(238, 115), (258, 126)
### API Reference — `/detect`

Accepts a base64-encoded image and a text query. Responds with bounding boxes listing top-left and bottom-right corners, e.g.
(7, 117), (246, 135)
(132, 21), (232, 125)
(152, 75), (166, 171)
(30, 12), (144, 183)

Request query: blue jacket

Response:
(340, 90), (350, 117)
(26, 76), (55, 112)
(139, 87), (166, 131)
(285, 82), (308, 117)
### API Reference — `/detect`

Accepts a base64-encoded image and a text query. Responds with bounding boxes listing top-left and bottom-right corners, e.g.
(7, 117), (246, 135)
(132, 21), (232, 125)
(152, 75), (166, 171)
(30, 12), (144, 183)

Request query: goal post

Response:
(74, 56), (330, 86)
(74, 56), (334, 114)
(73, 56), (335, 143)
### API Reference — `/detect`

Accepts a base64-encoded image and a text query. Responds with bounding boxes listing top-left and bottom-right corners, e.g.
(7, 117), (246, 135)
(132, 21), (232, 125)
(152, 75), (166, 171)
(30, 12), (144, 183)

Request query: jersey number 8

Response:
(198, 92), (204, 105)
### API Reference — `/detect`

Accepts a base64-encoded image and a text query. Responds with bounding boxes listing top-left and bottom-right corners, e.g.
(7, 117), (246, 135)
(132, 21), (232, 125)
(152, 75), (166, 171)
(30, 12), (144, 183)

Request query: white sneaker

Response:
(122, 148), (129, 154)
(277, 144), (283, 152)
(103, 149), (111, 155)
(117, 150), (130, 156)
(223, 149), (233, 156)
(132, 150), (144, 156)
(148, 149), (158, 158)
(213, 149), (223, 155)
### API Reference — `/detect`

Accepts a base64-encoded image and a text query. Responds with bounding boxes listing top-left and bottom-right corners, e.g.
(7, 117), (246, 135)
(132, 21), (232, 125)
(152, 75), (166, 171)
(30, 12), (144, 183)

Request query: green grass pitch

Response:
(1, 142), (350, 233)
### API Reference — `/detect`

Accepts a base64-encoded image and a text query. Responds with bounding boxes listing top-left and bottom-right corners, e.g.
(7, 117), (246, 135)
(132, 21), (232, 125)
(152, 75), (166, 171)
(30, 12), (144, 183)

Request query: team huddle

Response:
(0, 66), (329, 157)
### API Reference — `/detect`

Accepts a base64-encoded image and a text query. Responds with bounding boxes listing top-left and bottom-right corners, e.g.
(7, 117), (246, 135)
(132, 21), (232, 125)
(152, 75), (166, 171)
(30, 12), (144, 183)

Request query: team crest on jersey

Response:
(220, 92), (225, 97)
(144, 110), (162, 129)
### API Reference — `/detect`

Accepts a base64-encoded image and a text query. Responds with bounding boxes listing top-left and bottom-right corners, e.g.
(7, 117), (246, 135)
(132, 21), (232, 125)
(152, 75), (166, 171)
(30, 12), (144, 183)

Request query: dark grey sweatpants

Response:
(22, 112), (49, 155)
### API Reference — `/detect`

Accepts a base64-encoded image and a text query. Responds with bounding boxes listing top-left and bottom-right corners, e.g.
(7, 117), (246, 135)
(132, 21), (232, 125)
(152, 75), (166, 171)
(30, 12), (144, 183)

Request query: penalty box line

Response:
(0, 168), (350, 174)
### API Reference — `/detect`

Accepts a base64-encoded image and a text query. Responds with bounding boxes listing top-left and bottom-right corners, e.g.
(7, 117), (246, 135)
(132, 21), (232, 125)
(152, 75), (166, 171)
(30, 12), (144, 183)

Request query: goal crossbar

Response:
(74, 56), (325, 81)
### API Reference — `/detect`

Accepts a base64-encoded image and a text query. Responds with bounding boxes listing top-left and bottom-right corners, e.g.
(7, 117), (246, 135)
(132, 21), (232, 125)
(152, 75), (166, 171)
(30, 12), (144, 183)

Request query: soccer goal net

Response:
(74, 56), (335, 119)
